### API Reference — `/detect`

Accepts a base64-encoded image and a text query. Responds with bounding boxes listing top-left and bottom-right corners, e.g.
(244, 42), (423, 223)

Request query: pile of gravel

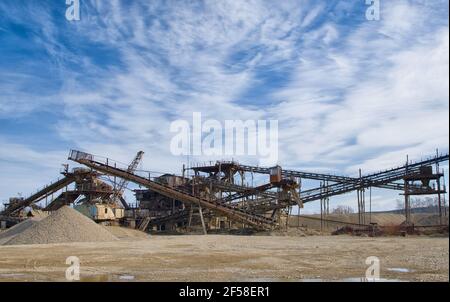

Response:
(3, 206), (118, 246)
(0, 218), (41, 245)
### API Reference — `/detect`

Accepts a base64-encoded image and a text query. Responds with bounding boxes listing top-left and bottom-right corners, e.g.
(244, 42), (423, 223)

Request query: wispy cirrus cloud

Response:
(0, 0), (448, 212)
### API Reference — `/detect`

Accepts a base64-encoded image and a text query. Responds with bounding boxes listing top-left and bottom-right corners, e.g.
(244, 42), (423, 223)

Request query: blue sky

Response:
(0, 0), (448, 213)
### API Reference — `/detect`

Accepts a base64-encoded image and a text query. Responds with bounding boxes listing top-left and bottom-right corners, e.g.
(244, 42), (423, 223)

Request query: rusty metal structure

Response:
(0, 151), (144, 220)
(1, 149), (448, 233)
(68, 150), (278, 231)
(402, 153), (447, 225)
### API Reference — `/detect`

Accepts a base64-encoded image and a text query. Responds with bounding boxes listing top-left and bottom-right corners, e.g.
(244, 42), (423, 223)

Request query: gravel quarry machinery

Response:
(1, 149), (447, 233)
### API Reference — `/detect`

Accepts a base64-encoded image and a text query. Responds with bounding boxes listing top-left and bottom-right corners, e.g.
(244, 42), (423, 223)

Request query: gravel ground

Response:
(0, 235), (447, 281)
(3, 206), (117, 245)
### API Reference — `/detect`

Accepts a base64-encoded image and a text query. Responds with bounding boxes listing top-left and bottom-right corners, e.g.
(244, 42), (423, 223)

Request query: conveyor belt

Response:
(0, 175), (75, 216)
(69, 150), (277, 230)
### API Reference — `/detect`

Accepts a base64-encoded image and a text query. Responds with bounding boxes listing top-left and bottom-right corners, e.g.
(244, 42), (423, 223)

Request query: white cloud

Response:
(0, 0), (448, 211)
(270, 2), (449, 175)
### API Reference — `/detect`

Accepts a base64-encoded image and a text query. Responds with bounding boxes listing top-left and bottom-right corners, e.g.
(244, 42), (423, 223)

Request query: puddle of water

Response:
(243, 277), (404, 282)
(119, 275), (135, 281)
(0, 273), (26, 279)
(387, 268), (413, 273)
(302, 278), (403, 282)
(80, 274), (112, 282)
(341, 277), (404, 282)
(80, 274), (137, 282)
(0, 273), (26, 277)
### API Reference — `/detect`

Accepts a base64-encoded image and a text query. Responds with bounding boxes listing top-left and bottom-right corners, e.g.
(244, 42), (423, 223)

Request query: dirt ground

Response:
(0, 234), (448, 282)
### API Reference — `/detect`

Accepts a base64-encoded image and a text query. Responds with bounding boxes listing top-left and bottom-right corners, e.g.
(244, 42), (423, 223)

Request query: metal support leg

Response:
(188, 206), (194, 227)
(198, 202), (207, 235)
(404, 180), (410, 224)
(357, 189), (361, 225)
(437, 176), (443, 225)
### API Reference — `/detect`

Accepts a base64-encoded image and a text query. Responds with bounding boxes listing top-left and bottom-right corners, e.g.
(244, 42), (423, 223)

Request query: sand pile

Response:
(106, 226), (149, 240)
(3, 206), (118, 246)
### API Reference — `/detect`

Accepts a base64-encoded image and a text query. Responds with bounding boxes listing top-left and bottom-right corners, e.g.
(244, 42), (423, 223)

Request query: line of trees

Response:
(331, 205), (355, 215)
(396, 196), (448, 211)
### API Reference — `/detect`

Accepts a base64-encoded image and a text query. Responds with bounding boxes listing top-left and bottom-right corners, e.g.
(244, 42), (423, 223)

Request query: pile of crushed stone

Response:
(2, 206), (118, 246)
(0, 218), (42, 245)
(105, 226), (149, 240)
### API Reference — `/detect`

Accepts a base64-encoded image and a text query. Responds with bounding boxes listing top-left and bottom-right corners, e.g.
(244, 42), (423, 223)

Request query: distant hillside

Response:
(374, 206), (449, 215)
(290, 207), (449, 231)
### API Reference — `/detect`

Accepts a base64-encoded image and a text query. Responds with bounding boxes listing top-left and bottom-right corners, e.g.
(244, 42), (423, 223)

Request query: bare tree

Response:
(332, 205), (354, 215)
(396, 197), (446, 214)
